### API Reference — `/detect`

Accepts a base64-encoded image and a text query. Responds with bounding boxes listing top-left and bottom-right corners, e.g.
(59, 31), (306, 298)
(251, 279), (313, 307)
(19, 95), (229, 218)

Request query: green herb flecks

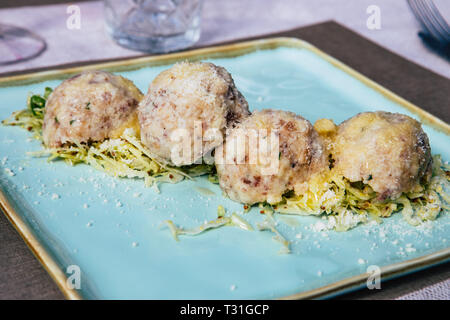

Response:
(1, 87), (52, 140)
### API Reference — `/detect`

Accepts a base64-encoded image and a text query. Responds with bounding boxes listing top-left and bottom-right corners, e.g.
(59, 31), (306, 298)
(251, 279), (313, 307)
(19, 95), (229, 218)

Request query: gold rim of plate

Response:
(0, 37), (449, 300)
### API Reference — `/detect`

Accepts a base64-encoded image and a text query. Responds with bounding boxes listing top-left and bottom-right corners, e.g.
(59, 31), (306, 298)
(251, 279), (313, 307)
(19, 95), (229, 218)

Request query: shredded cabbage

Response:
(275, 156), (450, 229)
(1, 88), (51, 140)
(163, 206), (253, 241)
(256, 218), (291, 254)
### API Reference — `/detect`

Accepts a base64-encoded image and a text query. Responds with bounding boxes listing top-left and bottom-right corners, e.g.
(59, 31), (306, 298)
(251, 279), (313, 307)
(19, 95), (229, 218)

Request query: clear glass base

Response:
(0, 23), (46, 65)
(103, 0), (203, 54)
(107, 25), (201, 53)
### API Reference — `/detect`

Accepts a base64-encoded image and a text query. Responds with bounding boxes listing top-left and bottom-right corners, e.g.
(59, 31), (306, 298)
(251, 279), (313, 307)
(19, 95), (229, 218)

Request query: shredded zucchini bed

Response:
(2, 88), (214, 191)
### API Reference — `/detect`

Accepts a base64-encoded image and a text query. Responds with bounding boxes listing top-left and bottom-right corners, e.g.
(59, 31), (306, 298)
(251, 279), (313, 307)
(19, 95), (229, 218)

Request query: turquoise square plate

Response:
(0, 38), (449, 299)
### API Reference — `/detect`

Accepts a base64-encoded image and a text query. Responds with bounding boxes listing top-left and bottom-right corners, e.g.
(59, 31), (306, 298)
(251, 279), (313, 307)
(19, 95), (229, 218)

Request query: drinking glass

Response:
(104, 0), (203, 53)
(0, 23), (46, 66)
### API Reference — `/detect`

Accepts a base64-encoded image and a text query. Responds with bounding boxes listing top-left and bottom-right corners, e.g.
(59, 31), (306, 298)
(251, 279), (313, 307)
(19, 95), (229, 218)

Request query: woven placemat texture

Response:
(397, 280), (450, 300)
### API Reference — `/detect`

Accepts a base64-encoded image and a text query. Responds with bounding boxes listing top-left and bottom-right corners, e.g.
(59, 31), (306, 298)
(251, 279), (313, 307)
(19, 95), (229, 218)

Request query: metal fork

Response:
(407, 0), (450, 44)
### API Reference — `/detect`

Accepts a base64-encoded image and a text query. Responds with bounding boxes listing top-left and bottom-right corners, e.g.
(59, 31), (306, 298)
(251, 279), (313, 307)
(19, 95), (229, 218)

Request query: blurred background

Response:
(0, 0), (449, 77)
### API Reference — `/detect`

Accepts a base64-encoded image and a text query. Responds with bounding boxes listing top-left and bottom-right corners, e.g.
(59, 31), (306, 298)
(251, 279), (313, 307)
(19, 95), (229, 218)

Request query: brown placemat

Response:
(0, 21), (449, 300)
